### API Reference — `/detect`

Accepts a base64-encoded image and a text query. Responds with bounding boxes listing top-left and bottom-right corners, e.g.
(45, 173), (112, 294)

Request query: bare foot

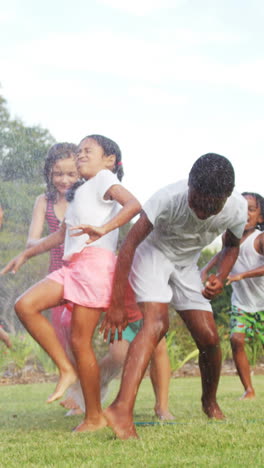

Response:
(47, 370), (77, 403)
(73, 415), (107, 432)
(239, 389), (255, 400)
(104, 406), (139, 440)
(155, 407), (175, 421)
(65, 408), (84, 416)
(60, 397), (80, 409)
(202, 398), (225, 420)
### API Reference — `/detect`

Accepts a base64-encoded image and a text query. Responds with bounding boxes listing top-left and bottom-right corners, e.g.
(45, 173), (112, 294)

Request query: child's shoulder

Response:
(34, 193), (47, 209)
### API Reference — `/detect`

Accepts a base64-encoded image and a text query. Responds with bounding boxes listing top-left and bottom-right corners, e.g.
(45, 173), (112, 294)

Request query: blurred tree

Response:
(0, 92), (55, 182)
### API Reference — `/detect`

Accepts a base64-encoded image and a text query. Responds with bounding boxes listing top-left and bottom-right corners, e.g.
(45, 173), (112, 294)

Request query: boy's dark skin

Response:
(101, 185), (241, 440)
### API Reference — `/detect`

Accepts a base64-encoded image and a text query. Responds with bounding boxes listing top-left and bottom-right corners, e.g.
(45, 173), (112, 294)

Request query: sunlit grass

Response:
(1, 376), (264, 467)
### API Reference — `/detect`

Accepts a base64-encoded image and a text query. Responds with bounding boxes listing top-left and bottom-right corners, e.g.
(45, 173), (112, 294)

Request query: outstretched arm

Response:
(1, 222), (66, 274)
(70, 185), (142, 243)
(202, 229), (240, 299)
(100, 211), (153, 343)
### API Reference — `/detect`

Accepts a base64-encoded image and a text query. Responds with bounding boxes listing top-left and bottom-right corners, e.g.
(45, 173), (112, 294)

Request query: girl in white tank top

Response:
(226, 192), (264, 399)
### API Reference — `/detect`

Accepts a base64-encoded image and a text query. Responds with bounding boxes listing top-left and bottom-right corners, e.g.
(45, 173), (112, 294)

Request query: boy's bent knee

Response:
(197, 329), (220, 350)
(230, 333), (245, 350)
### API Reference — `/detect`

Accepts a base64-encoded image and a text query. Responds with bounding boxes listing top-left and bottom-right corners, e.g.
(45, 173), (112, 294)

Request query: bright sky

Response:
(1, 0), (264, 204)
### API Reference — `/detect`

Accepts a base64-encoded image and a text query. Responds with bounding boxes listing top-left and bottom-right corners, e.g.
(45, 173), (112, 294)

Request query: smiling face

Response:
(244, 195), (263, 232)
(51, 156), (78, 196)
(188, 185), (228, 220)
(76, 137), (115, 179)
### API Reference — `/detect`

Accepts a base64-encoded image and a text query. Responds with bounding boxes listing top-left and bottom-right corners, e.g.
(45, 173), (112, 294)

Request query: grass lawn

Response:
(0, 375), (264, 467)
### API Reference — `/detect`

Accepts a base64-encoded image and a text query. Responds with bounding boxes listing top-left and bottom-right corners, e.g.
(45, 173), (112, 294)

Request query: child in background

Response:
(101, 153), (247, 439)
(26, 142), (79, 411)
(202, 192), (264, 399)
(2, 134), (141, 434)
(27, 142), (79, 347)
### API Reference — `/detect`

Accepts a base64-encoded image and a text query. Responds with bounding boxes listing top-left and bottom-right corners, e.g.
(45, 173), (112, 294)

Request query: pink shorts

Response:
(47, 246), (117, 308)
(48, 246), (143, 318)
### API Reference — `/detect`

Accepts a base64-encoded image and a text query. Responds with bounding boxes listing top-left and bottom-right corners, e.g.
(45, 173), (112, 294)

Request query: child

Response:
(202, 192), (264, 399)
(26, 142), (79, 347)
(26, 142), (79, 411)
(101, 153), (248, 439)
(1, 134), (141, 433)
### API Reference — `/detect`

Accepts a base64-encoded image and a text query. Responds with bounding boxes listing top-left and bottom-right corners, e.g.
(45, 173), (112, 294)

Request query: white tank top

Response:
(231, 229), (264, 312)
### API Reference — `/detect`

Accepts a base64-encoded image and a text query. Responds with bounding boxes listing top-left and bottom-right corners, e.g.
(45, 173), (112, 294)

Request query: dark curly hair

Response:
(44, 142), (77, 201)
(242, 192), (264, 231)
(188, 153), (235, 197)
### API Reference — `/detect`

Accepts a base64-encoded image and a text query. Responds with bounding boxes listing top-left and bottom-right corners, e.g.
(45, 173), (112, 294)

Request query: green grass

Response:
(1, 376), (264, 467)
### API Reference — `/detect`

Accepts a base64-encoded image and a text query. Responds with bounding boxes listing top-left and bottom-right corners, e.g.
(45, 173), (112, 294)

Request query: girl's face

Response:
(244, 195), (262, 231)
(76, 138), (115, 179)
(51, 156), (78, 196)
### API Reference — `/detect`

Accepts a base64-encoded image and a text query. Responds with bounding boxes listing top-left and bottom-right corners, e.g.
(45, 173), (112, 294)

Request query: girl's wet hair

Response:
(66, 134), (124, 202)
(188, 153), (235, 197)
(44, 142), (77, 201)
(242, 192), (264, 231)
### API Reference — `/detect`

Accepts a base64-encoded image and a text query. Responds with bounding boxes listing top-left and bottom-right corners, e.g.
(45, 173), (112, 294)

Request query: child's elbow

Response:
(131, 200), (142, 217)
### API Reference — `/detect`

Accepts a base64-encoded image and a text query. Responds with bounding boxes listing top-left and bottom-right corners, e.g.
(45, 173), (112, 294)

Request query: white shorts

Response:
(129, 242), (212, 312)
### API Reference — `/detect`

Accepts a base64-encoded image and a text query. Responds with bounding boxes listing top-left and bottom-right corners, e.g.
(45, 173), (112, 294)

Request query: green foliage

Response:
(0, 180), (44, 231)
(167, 308), (199, 371)
(0, 333), (57, 375)
(0, 92), (55, 182)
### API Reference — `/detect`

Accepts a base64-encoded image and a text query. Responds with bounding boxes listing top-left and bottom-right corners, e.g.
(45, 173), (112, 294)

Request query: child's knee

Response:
(71, 329), (91, 354)
(15, 296), (32, 319)
(230, 333), (244, 351)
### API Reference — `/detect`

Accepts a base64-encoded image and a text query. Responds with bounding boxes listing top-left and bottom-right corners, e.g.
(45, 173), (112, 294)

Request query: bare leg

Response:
(104, 302), (169, 440)
(230, 333), (255, 399)
(0, 327), (12, 348)
(178, 309), (224, 420)
(71, 305), (107, 432)
(15, 279), (77, 403)
(99, 340), (129, 401)
(150, 337), (174, 420)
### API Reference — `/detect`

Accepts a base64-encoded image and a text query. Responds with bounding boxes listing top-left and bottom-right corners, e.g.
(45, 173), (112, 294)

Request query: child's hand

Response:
(202, 274), (224, 299)
(100, 303), (128, 344)
(0, 252), (27, 275)
(226, 274), (242, 285)
(70, 224), (106, 243)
